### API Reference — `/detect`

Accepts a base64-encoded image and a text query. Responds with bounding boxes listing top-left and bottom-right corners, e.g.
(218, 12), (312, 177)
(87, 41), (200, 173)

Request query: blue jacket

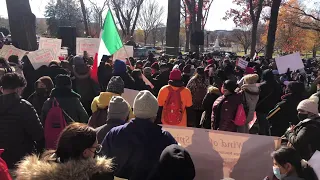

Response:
(101, 118), (177, 180)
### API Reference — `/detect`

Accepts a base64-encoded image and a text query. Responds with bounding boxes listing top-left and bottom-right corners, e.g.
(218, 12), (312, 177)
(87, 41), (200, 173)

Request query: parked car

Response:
(134, 48), (149, 59)
(144, 46), (157, 53)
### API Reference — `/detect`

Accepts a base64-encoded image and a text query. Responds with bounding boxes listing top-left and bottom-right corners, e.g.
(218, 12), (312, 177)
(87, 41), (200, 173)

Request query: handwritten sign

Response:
(76, 38), (100, 57)
(0, 45), (26, 60)
(163, 126), (280, 180)
(113, 45), (133, 61)
(38, 37), (62, 58)
(275, 52), (304, 74)
(122, 88), (140, 107)
(27, 49), (56, 69)
(236, 58), (248, 69)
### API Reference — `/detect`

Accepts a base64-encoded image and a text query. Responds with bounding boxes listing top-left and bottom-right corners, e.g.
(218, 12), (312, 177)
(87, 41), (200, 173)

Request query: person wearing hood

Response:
(15, 123), (114, 180)
(101, 90), (177, 180)
(182, 64), (192, 86)
(113, 59), (135, 89)
(157, 69), (194, 127)
(27, 76), (54, 115)
(96, 96), (129, 144)
(72, 55), (100, 116)
(238, 74), (260, 133)
(284, 99), (320, 160)
(90, 76), (134, 128)
(268, 82), (306, 137)
(153, 63), (171, 95)
(255, 69), (282, 135)
(147, 144), (195, 180)
(211, 80), (242, 132)
(42, 74), (89, 124)
(0, 73), (44, 169)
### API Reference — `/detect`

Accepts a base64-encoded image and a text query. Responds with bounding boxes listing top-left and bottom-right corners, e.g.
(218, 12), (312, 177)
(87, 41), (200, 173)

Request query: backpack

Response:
(44, 98), (68, 149)
(88, 107), (108, 128)
(163, 86), (184, 125)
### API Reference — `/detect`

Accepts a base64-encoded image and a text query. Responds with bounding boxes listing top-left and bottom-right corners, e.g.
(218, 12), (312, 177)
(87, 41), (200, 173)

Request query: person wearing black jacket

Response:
(201, 86), (221, 129)
(153, 63), (170, 95)
(113, 59), (135, 90)
(0, 73), (44, 169)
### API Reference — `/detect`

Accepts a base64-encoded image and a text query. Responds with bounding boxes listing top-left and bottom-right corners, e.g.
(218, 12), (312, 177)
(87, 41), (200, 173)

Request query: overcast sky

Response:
(0, 0), (236, 30)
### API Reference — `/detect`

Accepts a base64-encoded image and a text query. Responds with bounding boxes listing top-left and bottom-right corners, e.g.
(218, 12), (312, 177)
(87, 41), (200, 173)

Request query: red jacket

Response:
(211, 93), (241, 132)
(0, 149), (12, 180)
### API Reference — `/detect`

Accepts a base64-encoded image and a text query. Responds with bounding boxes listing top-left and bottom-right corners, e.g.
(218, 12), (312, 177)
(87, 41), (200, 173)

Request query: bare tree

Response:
(230, 28), (252, 55)
(88, 0), (109, 28)
(79, 0), (89, 36)
(110, 0), (145, 39)
(138, 0), (164, 45)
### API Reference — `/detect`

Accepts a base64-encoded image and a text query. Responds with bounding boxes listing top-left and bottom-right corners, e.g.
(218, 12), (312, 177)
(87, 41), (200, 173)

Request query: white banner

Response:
(275, 52), (304, 74)
(0, 45), (26, 60)
(38, 37), (62, 58)
(27, 49), (56, 70)
(76, 38), (100, 57)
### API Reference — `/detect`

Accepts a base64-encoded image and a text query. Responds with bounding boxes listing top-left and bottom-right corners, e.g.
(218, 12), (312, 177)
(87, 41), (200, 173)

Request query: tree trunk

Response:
(250, 22), (258, 58)
(185, 29), (190, 52)
(144, 32), (147, 45)
(313, 45), (317, 58)
(6, 0), (37, 51)
(190, 0), (197, 52)
(244, 48), (248, 55)
(265, 0), (281, 60)
(166, 0), (180, 56)
(195, 0), (203, 54)
(79, 0), (89, 37)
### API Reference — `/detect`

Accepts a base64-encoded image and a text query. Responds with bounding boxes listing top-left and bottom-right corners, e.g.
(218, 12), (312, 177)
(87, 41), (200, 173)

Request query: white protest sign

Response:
(122, 88), (140, 107)
(113, 45), (134, 61)
(76, 38), (100, 57)
(163, 126), (281, 180)
(27, 49), (56, 69)
(237, 58), (248, 69)
(39, 37), (62, 58)
(0, 45), (26, 60)
(275, 52), (304, 74)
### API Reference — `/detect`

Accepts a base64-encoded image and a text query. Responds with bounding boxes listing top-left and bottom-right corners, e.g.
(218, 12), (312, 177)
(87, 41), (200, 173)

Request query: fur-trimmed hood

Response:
(15, 155), (114, 180)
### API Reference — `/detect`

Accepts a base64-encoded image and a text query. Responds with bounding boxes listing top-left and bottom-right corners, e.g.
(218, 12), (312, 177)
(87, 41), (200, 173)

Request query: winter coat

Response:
(41, 88), (89, 124)
(117, 73), (136, 90)
(238, 84), (260, 133)
(101, 118), (177, 180)
(133, 78), (152, 91)
(0, 93), (44, 169)
(0, 150), (12, 180)
(15, 154), (114, 180)
(211, 93), (242, 132)
(97, 62), (112, 92)
(113, 60), (135, 90)
(201, 87), (221, 129)
(186, 76), (210, 110)
(153, 70), (170, 95)
(182, 74), (191, 87)
(268, 93), (305, 137)
(285, 117), (320, 160)
(96, 119), (125, 144)
(46, 66), (70, 83)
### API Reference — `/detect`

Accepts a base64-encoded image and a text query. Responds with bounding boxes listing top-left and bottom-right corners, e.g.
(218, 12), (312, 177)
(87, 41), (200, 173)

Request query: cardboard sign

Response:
(38, 37), (62, 58)
(236, 58), (248, 69)
(0, 45), (26, 60)
(27, 49), (56, 69)
(163, 126), (281, 180)
(275, 53), (304, 74)
(122, 88), (140, 107)
(76, 38), (100, 57)
(113, 45), (134, 61)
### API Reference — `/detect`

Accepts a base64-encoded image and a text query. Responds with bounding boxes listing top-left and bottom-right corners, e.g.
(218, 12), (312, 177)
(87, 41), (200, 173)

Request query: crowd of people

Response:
(0, 50), (319, 180)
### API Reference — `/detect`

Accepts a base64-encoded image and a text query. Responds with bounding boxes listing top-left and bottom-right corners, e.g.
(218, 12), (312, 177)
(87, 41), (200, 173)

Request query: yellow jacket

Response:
(91, 92), (135, 120)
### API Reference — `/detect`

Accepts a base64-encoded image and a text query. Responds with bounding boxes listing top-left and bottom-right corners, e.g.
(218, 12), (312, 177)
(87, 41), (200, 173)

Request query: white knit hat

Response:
(297, 99), (319, 115)
(133, 90), (159, 119)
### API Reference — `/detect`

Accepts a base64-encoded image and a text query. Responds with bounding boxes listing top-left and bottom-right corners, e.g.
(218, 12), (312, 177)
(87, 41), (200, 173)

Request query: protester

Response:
(47, 60), (70, 82)
(147, 144), (196, 180)
(182, 64), (192, 86)
(90, 76), (134, 128)
(0, 149), (12, 180)
(95, 96), (129, 143)
(151, 62), (160, 78)
(27, 76), (54, 115)
(238, 74), (260, 133)
(15, 123), (114, 180)
(255, 69), (282, 135)
(284, 99), (320, 160)
(8, 55), (24, 79)
(101, 90), (177, 180)
(0, 73), (44, 169)
(201, 86), (222, 129)
(157, 69), (194, 127)
(211, 80), (241, 132)
(42, 74), (89, 124)
(153, 63), (170, 95)
(143, 67), (155, 86)
(113, 59), (135, 89)
(187, 67), (210, 127)
(270, 146), (318, 180)
(268, 82), (306, 136)
(131, 69), (152, 91)
(98, 62), (113, 92)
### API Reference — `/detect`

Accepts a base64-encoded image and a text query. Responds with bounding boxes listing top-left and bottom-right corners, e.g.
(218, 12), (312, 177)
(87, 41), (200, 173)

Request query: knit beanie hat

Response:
(143, 67), (152, 77)
(244, 74), (259, 84)
(133, 90), (159, 119)
(107, 96), (130, 120)
(113, 59), (127, 75)
(55, 74), (72, 88)
(297, 99), (319, 115)
(151, 62), (160, 71)
(107, 76), (124, 95)
(147, 144), (195, 180)
(169, 69), (182, 81)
